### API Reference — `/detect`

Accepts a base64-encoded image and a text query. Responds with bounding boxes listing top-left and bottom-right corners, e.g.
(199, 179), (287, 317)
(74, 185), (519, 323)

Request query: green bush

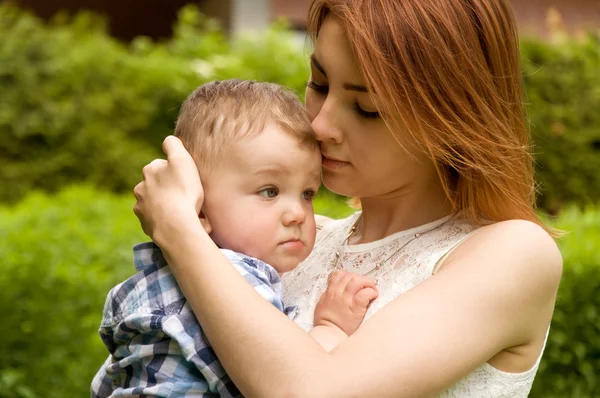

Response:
(522, 35), (600, 212)
(0, 186), (146, 397)
(0, 5), (171, 203)
(0, 185), (353, 397)
(2, 3), (599, 211)
(0, 4), (309, 204)
(314, 191), (355, 219)
(1, 186), (598, 396)
(530, 205), (600, 397)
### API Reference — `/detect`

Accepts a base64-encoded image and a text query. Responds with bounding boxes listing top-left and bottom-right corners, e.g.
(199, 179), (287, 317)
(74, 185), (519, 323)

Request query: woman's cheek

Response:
(305, 91), (323, 123)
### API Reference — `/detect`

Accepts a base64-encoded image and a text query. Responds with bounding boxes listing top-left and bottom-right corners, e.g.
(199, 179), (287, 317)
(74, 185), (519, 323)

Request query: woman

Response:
(133, 0), (562, 396)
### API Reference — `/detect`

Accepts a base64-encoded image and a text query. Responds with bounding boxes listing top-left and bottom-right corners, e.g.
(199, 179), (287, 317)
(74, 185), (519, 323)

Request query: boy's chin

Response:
(272, 258), (302, 275)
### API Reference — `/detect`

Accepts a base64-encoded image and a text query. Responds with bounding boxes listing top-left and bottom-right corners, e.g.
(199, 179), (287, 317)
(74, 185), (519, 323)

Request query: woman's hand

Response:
(133, 136), (203, 243)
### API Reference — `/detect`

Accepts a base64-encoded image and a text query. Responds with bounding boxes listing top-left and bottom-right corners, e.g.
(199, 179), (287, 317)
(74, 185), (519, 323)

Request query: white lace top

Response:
(283, 212), (544, 397)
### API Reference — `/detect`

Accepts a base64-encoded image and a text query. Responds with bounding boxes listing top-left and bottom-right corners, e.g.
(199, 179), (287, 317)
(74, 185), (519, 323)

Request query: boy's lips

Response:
(279, 239), (305, 251)
(322, 155), (350, 170)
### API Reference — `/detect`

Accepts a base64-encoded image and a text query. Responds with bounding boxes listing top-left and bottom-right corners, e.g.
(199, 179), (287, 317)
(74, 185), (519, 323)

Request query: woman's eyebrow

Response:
(343, 83), (368, 92)
(310, 54), (327, 77)
(311, 54), (371, 93)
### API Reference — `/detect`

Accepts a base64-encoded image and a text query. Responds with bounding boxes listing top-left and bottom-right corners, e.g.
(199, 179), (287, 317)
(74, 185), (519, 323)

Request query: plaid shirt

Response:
(91, 242), (297, 398)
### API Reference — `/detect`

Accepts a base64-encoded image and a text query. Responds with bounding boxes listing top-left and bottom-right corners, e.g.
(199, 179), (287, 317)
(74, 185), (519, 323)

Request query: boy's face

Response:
(202, 124), (322, 274)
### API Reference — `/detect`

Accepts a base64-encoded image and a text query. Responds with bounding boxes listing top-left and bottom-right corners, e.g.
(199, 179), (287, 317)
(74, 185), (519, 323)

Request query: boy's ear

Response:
(199, 210), (212, 234)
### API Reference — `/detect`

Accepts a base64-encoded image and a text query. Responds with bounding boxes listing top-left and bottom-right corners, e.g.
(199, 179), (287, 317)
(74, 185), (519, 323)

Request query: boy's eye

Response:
(258, 187), (278, 198)
(302, 189), (316, 202)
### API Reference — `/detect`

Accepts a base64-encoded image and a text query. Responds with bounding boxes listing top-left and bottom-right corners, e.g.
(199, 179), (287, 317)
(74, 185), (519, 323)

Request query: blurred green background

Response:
(0, 3), (599, 397)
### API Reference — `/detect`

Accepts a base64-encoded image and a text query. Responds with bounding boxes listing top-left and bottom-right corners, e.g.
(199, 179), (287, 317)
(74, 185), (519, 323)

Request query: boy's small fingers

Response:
(345, 275), (377, 296)
(327, 270), (345, 286)
(354, 287), (379, 308)
(335, 272), (355, 295)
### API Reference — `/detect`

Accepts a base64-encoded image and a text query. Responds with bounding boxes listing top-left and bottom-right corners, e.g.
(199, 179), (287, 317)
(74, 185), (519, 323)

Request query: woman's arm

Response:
(157, 221), (561, 397)
(135, 137), (562, 398)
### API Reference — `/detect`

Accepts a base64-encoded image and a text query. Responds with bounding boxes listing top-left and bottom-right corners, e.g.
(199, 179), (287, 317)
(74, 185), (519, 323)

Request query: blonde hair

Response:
(175, 79), (316, 175)
(308, 0), (552, 233)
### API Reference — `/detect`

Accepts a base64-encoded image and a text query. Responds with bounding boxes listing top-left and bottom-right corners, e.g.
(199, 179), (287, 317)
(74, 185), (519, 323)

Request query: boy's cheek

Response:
(305, 220), (318, 252)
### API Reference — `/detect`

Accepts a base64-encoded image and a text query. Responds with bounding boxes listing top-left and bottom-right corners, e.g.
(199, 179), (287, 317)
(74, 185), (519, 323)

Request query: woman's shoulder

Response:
(451, 219), (562, 273)
(443, 219), (562, 314)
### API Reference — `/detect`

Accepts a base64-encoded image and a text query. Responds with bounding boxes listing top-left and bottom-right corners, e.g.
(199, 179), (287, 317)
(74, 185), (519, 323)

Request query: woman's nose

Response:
(311, 98), (343, 144)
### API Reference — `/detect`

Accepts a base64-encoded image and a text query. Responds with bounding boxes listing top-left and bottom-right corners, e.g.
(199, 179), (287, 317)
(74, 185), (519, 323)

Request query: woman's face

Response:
(306, 16), (439, 199)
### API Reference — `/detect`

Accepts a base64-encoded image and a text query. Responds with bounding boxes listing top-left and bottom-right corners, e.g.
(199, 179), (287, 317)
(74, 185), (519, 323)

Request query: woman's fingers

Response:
(130, 137), (205, 241)
(133, 182), (143, 200)
(133, 182), (151, 237)
(142, 159), (167, 180)
(162, 135), (196, 171)
(162, 135), (186, 160)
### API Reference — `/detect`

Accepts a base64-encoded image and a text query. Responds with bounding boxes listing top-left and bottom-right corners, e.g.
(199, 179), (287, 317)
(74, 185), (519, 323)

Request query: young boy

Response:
(91, 79), (377, 397)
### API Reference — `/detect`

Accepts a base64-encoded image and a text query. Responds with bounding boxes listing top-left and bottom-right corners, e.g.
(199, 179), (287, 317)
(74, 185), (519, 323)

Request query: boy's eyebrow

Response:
(253, 167), (286, 176)
(254, 167), (321, 184)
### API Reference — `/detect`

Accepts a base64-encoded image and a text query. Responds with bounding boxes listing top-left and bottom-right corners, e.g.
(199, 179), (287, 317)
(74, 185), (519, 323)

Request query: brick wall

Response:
(271, 0), (309, 29)
(13, 0), (196, 40)
(11, 0), (600, 39)
(272, 0), (600, 37)
(511, 0), (600, 36)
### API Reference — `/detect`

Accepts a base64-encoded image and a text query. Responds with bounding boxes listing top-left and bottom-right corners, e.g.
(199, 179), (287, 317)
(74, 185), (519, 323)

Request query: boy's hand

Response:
(314, 270), (378, 336)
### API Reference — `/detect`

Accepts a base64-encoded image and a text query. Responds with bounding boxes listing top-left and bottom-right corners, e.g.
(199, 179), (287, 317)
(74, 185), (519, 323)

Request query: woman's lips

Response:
(322, 155), (350, 170)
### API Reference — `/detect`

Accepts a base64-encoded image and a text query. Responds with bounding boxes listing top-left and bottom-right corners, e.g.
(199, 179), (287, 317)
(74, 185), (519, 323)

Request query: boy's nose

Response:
(282, 202), (306, 226)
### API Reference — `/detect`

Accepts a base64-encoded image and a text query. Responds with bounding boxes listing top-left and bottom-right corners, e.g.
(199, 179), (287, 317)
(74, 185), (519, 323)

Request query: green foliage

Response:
(0, 4), (308, 203)
(1, 4), (599, 394)
(314, 191), (355, 219)
(0, 186), (145, 398)
(531, 206), (600, 397)
(2, 3), (599, 211)
(1, 186), (598, 396)
(1, 2), (598, 396)
(0, 185), (352, 397)
(522, 35), (600, 212)
(0, 4), (169, 202)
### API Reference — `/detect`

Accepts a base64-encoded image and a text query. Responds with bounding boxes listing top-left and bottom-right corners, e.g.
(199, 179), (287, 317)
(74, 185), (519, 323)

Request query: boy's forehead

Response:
(228, 127), (320, 178)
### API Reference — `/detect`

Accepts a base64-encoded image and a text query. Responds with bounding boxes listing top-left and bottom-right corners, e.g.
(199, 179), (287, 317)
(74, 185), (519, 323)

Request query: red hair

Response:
(308, 0), (553, 234)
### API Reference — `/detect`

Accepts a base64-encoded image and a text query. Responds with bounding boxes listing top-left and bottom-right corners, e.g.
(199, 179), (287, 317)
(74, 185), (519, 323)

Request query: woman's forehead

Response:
(313, 16), (363, 83)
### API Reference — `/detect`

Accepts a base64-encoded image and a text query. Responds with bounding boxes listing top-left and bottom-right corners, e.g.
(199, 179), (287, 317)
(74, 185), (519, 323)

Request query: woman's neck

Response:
(350, 180), (453, 244)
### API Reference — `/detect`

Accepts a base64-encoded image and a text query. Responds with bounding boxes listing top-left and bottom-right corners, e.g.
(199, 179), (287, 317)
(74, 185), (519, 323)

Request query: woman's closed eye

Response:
(308, 80), (379, 119)
(258, 187), (278, 199)
(307, 81), (329, 95)
(353, 103), (380, 119)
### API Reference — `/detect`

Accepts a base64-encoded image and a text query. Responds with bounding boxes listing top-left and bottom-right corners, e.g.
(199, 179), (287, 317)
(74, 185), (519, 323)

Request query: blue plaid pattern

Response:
(91, 242), (296, 397)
